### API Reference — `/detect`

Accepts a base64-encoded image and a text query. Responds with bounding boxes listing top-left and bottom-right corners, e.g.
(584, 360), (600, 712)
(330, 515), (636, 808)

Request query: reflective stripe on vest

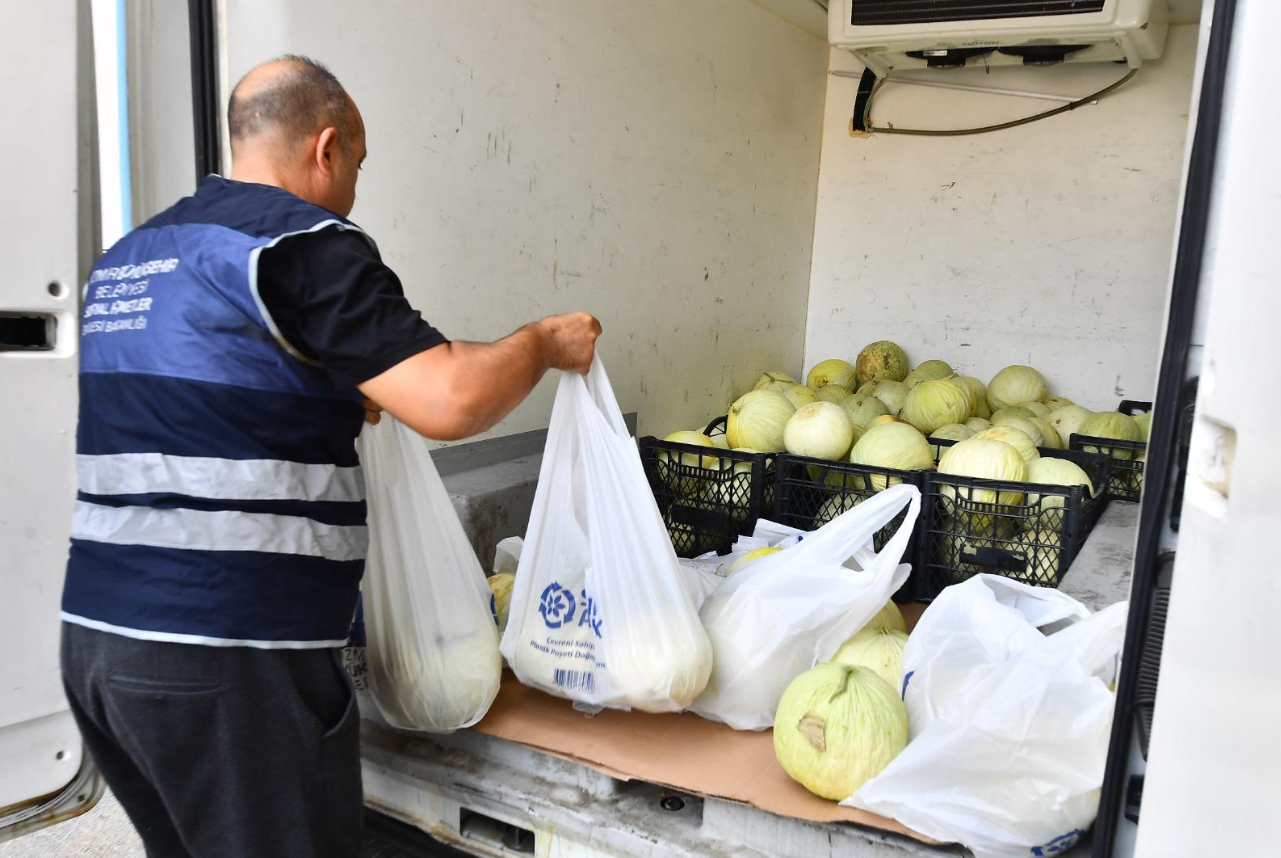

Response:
(71, 501), (369, 562)
(77, 453), (366, 503)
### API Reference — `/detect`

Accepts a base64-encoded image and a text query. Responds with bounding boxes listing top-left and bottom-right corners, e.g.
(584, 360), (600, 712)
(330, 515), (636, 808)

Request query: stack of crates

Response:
(642, 418), (1115, 598)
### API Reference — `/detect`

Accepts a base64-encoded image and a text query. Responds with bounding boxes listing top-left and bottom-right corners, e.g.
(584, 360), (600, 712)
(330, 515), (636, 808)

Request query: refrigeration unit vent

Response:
(852, 1), (1108, 27)
(831, 0), (1169, 76)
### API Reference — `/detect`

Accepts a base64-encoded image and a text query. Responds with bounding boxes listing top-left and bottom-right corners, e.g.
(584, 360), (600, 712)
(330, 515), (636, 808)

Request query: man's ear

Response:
(315, 126), (339, 177)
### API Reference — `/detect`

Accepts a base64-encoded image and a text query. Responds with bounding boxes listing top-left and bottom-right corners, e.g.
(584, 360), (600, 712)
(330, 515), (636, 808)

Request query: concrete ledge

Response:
(1059, 501), (1139, 610)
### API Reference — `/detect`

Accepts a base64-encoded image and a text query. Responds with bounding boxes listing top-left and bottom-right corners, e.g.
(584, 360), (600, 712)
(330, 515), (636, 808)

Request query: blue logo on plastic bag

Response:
(539, 582), (577, 629)
(578, 591), (603, 638)
(537, 582), (603, 637)
(1031, 829), (1084, 855)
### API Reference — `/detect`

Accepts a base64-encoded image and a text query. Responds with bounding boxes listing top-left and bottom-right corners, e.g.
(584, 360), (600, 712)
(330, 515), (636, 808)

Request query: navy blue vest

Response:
(63, 176), (370, 647)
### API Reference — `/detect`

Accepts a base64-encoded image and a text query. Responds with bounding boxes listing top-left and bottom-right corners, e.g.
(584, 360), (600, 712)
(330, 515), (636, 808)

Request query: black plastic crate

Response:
(915, 449), (1112, 600)
(639, 435), (773, 559)
(772, 454), (923, 600)
(1069, 435), (1146, 502)
(1068, 400), (1150, 503)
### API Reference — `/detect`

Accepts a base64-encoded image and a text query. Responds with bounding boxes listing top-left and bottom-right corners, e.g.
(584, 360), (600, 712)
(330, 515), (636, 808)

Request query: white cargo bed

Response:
(358, 502), (1137, 858)
(360, 721), (960, 858)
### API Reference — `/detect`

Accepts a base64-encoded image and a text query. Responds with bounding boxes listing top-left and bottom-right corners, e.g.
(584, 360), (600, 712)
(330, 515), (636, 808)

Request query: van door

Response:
(0, 0), (103, 842)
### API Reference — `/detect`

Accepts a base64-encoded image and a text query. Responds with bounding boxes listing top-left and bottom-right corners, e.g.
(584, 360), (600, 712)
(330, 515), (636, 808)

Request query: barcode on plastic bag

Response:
(553, 669), (595, 694)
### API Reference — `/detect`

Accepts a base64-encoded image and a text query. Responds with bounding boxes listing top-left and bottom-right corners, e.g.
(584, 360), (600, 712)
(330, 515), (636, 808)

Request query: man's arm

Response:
(253, 229), (600, 440)
(359, 312), (601, 441)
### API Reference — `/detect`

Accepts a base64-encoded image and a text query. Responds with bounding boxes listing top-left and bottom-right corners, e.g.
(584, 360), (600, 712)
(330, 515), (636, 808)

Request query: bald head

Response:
(228, 55), (357, 157)
(226, 55), (366, 217)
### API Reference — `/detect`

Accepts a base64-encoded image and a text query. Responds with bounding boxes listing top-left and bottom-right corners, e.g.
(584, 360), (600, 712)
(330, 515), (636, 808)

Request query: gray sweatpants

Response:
(59, 622), (363, 858)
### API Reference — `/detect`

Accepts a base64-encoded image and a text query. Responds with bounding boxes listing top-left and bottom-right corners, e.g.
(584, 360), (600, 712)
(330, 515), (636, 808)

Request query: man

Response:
(59, 55), (600, 857)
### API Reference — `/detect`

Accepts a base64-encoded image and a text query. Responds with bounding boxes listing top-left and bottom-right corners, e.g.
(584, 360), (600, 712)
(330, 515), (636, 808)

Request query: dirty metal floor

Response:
(363, 810), (474, 858)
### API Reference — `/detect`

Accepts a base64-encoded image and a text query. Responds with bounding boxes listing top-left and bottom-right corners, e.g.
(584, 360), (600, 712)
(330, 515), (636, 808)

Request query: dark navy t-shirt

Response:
(257, 227), (448, 389)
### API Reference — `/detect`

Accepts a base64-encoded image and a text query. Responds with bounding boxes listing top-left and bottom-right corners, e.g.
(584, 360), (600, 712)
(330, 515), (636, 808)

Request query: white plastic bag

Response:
(748, 517), (808, 548)
(690, 483), (921, 731)
(360, 416), (502, 732)
(675, 559), (724, 611)
(681, 517), (809, 579)
(676, 517), (810, 610)
(500, 358), (713, 713)
(492, 535), (523, 575)
(846, 575), (1128, 858)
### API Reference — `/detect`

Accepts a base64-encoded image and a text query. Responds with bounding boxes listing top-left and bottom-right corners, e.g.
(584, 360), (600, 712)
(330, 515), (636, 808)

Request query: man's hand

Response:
(536, 313), (602, 375)
(363, 397), (383, 425)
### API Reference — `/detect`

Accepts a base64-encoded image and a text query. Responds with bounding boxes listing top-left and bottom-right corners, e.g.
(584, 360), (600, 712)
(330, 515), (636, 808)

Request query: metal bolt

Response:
(659, 796), (685, 812)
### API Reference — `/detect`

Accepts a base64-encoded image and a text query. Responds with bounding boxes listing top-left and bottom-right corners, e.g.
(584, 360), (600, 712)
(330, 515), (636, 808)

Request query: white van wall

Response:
(805, 25), (1199, 408)
(222, 0), (829, 438)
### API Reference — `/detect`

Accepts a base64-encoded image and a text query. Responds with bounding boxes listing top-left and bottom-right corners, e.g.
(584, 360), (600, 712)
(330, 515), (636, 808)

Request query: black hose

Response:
(857, 67), (1138, 137)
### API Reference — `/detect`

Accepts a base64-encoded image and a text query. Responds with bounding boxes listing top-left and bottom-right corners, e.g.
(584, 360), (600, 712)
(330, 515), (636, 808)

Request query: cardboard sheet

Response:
(475, 601), (937, 845)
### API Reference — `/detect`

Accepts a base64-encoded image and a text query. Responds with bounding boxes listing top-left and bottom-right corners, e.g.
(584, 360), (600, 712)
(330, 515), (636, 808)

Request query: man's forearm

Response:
(442, 323), (551, 437)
